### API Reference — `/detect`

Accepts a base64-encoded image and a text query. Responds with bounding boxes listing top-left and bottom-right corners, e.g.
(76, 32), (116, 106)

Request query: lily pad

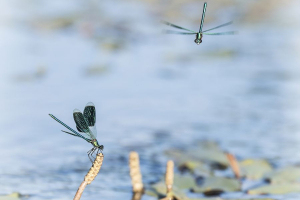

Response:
(247, 183), (300, 195)
(186, 141), (229, 169)
(188, 198), (220, 200)
(264, 166), (300, 183)
(189, 199), (274, 200)
(151, 180), (196, 200)
(178, 161), (211, 177)
(191, 177), (240, 194)
(151, 181), (188, 199)
(85, 65), (109, 76)
(174, 174), (197, 189)
(0, 192), (21, 200)
(239, 159), (273, 179)
(164, 149), (186, 162)
(165, 141), (229, 169)
(145, 189), (159, 198)
(151, 181), (167, 196)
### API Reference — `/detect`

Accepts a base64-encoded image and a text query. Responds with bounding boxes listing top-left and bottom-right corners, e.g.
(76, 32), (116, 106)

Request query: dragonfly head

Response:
(92, 140), (104, 151)
(99, 145), (104, 151)
(194, 34), (203, 45)
(194, 39), (202, 45)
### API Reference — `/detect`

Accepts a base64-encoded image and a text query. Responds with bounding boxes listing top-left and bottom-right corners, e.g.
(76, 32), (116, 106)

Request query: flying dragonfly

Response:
(49, 102), (103, 162)
(162, 2), (236, 45)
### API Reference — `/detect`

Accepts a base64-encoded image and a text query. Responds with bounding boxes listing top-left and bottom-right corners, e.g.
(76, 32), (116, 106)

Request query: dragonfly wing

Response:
(163, 30), (197, 35)
(49, 114), (91, 142)
(161, 20), (197, 33)
(89, 126), (97, 138)
(84, 102), (96, 126)
(202, 31), (237, 35)
(76, 125), (83, 132)
(199, 2), (207, 33)
(202, 21), (233, 33)
(83, 102), (97, 138)
(73, 109), (96, 140)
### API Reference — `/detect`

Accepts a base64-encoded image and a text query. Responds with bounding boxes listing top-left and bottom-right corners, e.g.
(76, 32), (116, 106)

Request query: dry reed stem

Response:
(131, 191), (143, 200)
(226, 152), (240, 179)
(73, 181), (87, 200)
(84, 153), (104, 184)
(129, 151), (144, 193)
(73, 153), (104, 200)
(165, 160), (174, 194)
(159, 197), (172, 200)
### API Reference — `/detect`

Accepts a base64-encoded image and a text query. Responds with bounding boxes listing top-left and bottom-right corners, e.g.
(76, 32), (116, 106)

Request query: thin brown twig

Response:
(131, 191), (143, 200)
(226, 152), (241, 179)
(73, 153), (104, 200)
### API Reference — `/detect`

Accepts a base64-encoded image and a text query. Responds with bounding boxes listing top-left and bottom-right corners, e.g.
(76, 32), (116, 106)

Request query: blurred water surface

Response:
(1, 0), (300, 199)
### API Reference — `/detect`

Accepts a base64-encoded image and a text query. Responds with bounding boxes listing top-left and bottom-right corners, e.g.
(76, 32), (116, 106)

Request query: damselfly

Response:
(49, 102), (103, 162)
(162, 2), (236, 45)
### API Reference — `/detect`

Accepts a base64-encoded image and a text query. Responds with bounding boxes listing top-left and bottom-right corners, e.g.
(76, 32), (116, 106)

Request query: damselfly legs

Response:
(49, 102), (104, 162)
(87, 147), (102, 162)
(162, 2), (236, 45)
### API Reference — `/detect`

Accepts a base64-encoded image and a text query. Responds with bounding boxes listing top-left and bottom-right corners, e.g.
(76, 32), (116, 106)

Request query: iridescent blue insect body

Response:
(49, 102), (103, 162)
(162, 2), (236, 45)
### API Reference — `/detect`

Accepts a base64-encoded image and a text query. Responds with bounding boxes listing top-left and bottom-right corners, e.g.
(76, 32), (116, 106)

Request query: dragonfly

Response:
(162, 2), (236, 45)
(49, 102), (103, 162)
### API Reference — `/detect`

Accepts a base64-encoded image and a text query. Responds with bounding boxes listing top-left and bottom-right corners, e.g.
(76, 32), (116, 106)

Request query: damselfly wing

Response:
(49, 102), (103, 162)
(162, 2), (237, 45)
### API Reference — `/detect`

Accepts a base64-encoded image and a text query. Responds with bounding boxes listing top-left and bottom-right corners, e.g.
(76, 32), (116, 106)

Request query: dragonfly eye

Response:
(100, 145), (104, 150)
(194, 38), (202, 45)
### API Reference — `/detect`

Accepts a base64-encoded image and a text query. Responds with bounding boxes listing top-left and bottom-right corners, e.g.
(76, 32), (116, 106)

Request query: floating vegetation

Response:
(131, 141), (300, 199)
(247, 183), (300, 195)
(0, 192), (24, 200)
(191, 176), (240, 195)
(85, 65), (110, 77)
(240, 159), (273, 180)
(14, 66), (46, 82)
(264, 166), (300, 184)
(31, 15), (79, 31)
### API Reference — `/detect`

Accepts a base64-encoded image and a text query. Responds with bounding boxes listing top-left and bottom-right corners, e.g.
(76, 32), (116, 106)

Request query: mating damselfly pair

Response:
(49, 102), (103, 162)
(162, 2), (236, 45)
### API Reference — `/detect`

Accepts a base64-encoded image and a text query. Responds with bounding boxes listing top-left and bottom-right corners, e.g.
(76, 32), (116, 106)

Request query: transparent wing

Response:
(202, 21), (233, 33)
(73, 109), (96, 140)
(163, 30), (197, 35)
(49, 114), (91, 142)
(199, 2), (207, 33)
(83, 102), (97, 138)
(161, 20), (197, 33)
(202, 31), (237, 35)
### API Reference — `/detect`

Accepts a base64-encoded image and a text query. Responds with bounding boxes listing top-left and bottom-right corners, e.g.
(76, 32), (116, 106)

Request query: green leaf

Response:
(189, 199), (274, 200)
(187, 141), (229, 168)
(239, 159), (273, 179)
(150, 180), (191, 200)
(178, 161), (211, 176)
(264, 166), (300, 183)
(0, 192), (22, 200)
(248, 183), (300, 195)
(165, 141), (229, 170)
(174, 174), (197, 189)
(191, 177), (240, 194)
